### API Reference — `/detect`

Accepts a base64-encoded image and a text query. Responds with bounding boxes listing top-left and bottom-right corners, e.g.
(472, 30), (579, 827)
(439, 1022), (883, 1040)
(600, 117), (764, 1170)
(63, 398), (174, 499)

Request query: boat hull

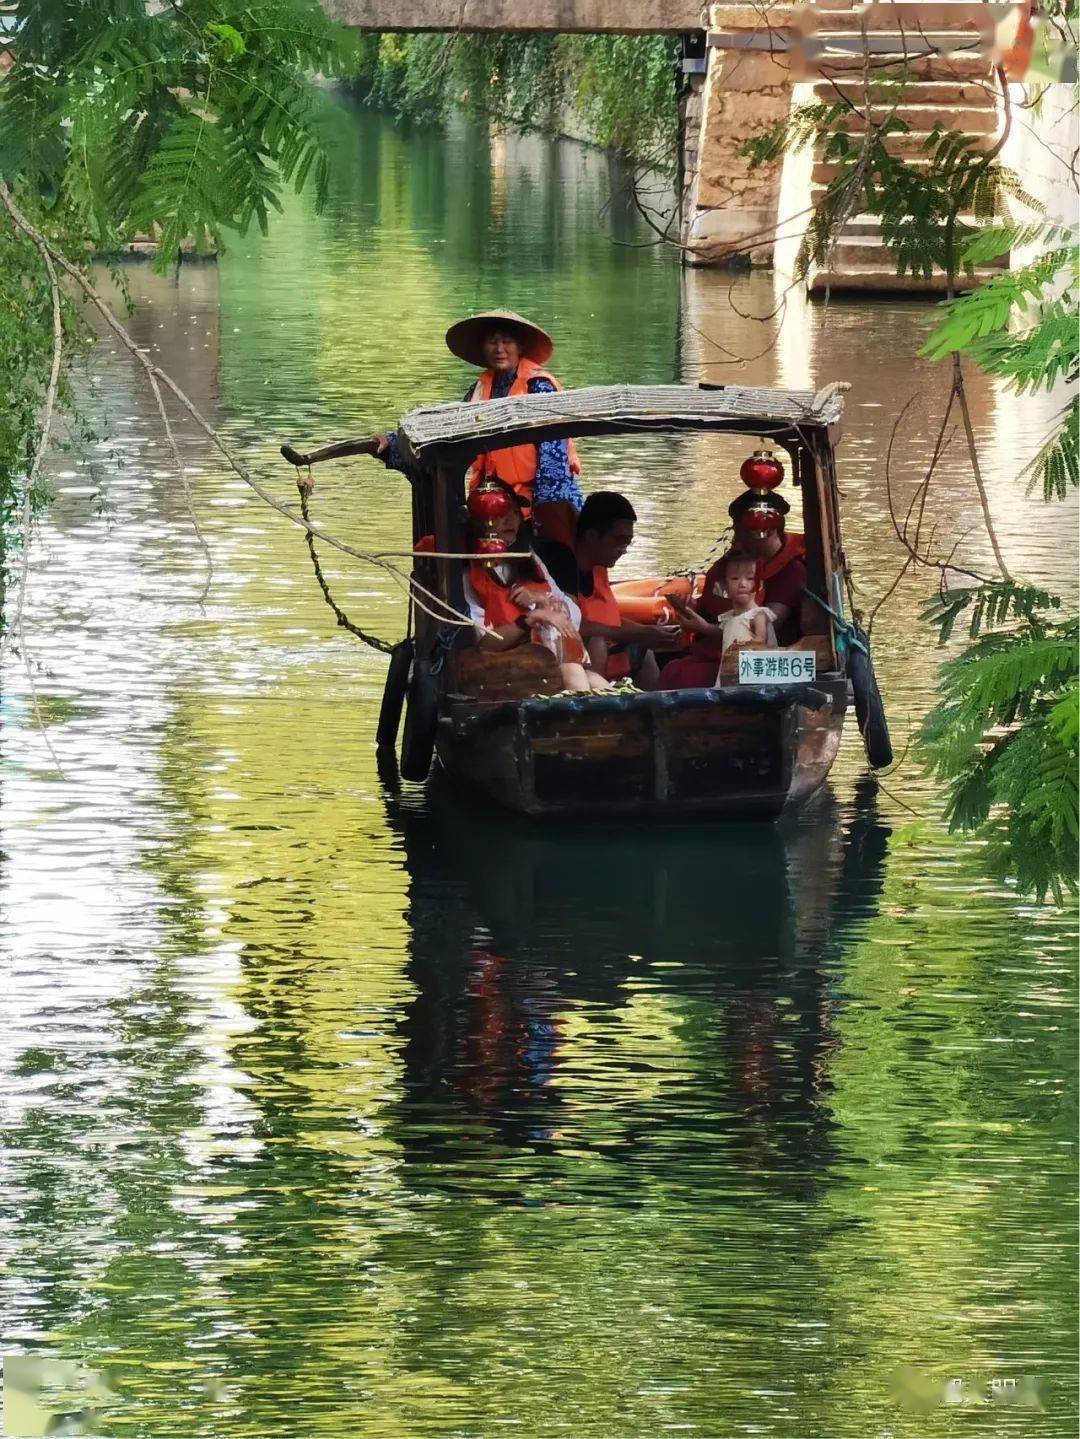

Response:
(436, 681), (847, 819)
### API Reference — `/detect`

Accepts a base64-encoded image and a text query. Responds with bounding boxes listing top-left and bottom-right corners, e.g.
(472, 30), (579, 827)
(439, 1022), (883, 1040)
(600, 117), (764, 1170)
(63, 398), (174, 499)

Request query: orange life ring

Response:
(611, 574), (702, 627)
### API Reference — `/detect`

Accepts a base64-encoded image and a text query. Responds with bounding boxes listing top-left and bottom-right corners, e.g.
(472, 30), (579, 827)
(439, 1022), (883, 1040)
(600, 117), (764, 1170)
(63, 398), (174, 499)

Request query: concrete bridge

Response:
(324, 3), (1065, 291)
(322, 1), (705, 31)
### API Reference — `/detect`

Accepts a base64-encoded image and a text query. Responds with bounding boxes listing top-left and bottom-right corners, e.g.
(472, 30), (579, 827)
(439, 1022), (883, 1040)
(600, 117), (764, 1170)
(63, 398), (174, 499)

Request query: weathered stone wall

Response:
(683, 4), (794, 266)
(322, 0), (707, 32)
(1001, 81), (1079, 268)
(678, 72), (706, 241)
(682, 1), (1038, 283)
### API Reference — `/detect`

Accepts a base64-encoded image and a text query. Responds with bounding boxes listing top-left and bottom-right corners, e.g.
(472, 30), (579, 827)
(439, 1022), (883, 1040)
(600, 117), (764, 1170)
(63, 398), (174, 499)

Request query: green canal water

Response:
(2, 99), (1077, 1437)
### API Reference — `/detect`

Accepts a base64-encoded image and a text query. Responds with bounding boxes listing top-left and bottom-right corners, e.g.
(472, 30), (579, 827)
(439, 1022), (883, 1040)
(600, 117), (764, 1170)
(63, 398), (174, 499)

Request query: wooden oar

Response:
(280, 435), (381, 468)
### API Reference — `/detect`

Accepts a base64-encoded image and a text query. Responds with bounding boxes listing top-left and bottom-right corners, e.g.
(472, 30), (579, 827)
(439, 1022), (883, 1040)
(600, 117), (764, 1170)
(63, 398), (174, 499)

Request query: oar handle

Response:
(280, 435), (382, 467)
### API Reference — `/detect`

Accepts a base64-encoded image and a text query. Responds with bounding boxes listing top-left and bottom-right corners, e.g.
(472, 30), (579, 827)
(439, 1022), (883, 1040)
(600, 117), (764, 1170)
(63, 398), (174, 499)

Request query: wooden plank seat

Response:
(450, 631), (837, 702)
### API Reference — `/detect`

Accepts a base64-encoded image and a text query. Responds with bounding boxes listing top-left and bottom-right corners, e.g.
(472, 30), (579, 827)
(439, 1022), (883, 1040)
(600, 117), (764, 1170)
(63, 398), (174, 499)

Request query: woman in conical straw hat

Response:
(377, 309), (583, 543)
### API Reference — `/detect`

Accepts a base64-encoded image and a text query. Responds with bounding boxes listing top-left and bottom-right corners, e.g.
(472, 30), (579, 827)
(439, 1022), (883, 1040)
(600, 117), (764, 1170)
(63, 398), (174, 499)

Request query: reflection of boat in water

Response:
(384, 775), (890, 1160)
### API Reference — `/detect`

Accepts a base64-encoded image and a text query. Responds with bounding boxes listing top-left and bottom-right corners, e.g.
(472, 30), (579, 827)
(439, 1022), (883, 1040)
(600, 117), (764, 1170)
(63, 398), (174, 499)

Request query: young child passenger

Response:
(711, 551), (777, 663)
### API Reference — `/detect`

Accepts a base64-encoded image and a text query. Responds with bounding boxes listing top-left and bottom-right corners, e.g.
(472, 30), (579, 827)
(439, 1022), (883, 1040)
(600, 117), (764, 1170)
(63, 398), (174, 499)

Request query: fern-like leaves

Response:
(921, 619), (1080, 900)
(923, 583), (1062, 643)
(1024, 395), (1080, 501)
(0, 0), (351, 270)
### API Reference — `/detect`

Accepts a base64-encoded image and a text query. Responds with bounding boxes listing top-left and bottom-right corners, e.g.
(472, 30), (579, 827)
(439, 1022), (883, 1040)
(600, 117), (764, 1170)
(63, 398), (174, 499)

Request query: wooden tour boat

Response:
(284, 382), (891, 819)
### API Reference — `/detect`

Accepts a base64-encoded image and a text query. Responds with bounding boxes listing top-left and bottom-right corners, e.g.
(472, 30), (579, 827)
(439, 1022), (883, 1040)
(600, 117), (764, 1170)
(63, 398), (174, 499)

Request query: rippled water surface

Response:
(2, 101), (1077, 1438)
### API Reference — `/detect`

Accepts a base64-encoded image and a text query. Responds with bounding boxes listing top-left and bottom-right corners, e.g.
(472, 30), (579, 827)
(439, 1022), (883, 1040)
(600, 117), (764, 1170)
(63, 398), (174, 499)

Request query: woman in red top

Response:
(661, 491), (806, 689)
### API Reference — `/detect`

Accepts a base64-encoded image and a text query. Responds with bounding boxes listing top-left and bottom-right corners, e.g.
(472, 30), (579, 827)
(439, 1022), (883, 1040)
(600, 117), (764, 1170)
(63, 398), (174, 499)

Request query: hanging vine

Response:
(349, 32), (679, 168)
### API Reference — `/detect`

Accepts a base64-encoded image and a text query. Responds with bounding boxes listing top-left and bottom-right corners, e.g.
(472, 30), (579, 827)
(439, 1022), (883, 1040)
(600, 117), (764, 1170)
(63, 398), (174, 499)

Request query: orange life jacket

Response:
(578, 566), (631, 679)
(468, 561), (588, 663)
(468, 358), (582, 502)
(467, 561), (528, 628)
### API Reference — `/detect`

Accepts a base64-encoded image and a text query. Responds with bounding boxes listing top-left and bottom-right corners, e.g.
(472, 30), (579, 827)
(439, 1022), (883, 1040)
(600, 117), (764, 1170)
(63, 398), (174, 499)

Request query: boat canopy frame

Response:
(397, 381), (848, 471)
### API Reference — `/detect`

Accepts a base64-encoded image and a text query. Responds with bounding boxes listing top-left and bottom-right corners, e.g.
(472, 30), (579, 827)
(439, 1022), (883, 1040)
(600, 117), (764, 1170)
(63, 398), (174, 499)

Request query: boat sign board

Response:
(738, 650), (816, 684)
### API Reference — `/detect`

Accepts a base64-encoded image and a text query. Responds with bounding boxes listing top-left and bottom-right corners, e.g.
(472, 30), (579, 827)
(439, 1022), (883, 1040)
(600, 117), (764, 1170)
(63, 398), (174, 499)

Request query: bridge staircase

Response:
(800, 3), (1007, 293)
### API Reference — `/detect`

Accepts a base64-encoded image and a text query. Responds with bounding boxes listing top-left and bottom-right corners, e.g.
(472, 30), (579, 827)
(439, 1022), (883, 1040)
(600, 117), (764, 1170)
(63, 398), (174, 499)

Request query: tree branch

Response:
(0, 180), (481, 641)
(0, 205), (63, 667)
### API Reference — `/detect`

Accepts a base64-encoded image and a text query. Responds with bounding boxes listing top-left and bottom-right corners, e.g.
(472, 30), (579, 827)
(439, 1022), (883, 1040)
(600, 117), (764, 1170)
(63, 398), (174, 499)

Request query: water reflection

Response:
(1, 98), (1075, 1439)
(388, 778), (889, 1179)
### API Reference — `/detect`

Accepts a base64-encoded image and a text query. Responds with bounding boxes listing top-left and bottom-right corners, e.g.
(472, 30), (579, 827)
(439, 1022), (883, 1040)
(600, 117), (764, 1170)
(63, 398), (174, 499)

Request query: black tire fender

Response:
(848, 626), (893, 770)
(376, 639), (413, 749)
(399, 655), (440, 782)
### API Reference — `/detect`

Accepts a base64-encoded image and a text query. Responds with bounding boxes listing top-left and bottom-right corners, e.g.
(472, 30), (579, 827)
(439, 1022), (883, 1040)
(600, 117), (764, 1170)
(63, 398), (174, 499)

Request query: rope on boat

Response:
(803, 587), (869, 656)
(296, 479), (396, 654)
(671, 524), (734, 582)
(294, 475), (491, 649)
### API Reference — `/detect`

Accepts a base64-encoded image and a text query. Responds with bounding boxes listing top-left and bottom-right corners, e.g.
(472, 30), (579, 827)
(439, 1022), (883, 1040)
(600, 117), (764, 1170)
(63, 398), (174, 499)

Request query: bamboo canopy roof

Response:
(399, 382), (848, 464)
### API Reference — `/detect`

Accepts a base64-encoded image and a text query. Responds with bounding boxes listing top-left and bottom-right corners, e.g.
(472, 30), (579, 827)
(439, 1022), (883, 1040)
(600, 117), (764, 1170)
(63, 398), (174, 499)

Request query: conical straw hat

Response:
(445, 309), (554, 367)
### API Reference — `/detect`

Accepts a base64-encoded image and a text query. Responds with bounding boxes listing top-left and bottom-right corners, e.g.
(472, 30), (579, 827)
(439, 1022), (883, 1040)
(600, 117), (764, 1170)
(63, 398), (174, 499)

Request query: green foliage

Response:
(742, 86), (1045, 281)
(921, 580), (1079, 902)
(922, 647), (1079, 903)
(744, 67), (1079, 900)
(961, 220), (1075, 265)
(919, 217), (1079, 897)
(1024, 396), (1079, 501)
(351, 31), (460, 127)
(0, 0), (352, 560)
(567, 35), (678, 159)
(0, 198), (87, 529)
(923, 230), (1079, 510)
(0, 0), (350, 263)
(739, 101), (851, 168)
(453, 33), (566, 135)
(922, 582), (1062, 644)
(349, 32), (677, 165)
(930, 623), (1078, 735)
(923, 246), (1077, 371)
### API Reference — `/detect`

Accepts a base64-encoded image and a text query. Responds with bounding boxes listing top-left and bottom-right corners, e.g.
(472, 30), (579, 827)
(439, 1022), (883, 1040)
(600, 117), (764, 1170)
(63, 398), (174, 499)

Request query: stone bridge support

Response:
(681, 4), (794, 266)
(324, 0), (1047, 286)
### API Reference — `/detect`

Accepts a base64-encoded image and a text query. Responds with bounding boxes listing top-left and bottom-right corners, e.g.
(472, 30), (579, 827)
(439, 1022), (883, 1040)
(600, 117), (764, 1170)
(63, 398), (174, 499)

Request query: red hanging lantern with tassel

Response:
(468, 477), (515, 566)
(467, 481), (514, 523)
(742, 501), (781, 534)
(739, 446), (784, 493)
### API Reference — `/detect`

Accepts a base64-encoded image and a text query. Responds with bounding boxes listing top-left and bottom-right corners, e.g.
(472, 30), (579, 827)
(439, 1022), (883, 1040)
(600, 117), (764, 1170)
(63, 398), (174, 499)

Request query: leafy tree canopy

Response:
(0, 0), (350, 525)
(743, 64), (1079, 901)
(349, 31), (678, 166)
(0, 0), (351, 262)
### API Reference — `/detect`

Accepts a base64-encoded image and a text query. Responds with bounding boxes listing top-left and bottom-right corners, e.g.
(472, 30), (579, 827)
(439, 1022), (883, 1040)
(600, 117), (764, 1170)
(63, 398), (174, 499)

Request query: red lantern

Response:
(742, 502), (780, 534)
(468, 487), (513, 522)
(473, 536), (507, 557)
(739, 448), (784, 492)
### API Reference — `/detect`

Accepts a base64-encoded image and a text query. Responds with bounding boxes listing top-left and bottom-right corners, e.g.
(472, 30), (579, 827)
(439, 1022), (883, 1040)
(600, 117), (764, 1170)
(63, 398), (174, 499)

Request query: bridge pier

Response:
(681, 5), (794, 267)
(679, 2), (1016, 284)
